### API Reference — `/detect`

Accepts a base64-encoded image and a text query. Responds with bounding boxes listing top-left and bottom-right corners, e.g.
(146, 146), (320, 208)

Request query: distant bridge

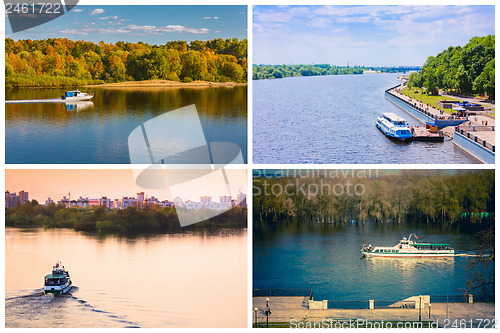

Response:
(370, 66), (422, 73)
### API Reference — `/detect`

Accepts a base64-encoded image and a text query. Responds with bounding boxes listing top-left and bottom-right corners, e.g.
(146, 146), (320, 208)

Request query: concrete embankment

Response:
(385, 85), (495, 164)
(253, 297), (495, 328)
(453, 129), (495, 163)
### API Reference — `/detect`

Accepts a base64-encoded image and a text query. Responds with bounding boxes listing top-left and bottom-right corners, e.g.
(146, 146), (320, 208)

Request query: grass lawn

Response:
(400, 87), (495, 117)
(399, 87), (460, 115)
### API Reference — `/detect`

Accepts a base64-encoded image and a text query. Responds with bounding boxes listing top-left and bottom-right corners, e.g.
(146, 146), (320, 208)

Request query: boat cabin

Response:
(45, 275), (69, 286)
(412, 243), (451, 251)
(64, 91), (82, 98)
(382, 113), (407, 126)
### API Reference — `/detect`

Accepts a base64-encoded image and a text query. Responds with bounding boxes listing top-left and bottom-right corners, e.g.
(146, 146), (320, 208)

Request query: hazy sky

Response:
(254, 5), (495, 66)
(6, 5), (247, 44)
(6, 169), (247, 203)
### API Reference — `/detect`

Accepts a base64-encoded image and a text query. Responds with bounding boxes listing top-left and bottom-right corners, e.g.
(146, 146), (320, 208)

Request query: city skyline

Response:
(254, 5), (495, 67)
(6, 189), (243, 205)
(6, 169), (247, 203)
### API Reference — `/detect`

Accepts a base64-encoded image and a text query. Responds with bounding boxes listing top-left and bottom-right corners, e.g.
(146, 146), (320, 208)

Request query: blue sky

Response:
(6, 5), (247, 44)
(254, 5), (495, 67)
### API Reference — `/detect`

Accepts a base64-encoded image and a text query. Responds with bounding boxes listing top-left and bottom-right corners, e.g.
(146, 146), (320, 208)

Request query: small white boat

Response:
(361, 234), (455, 257)
(376, 113), (413, 141)
(62, 90), (94, 101)
(44, 262), (72, 295)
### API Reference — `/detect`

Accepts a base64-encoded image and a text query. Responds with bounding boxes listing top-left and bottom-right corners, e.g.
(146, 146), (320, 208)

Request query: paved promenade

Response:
(253, 297), (495, 328)
(390, 86), (495, 148)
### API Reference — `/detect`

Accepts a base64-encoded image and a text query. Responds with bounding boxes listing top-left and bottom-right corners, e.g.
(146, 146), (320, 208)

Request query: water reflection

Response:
(63, 101), (94, 112)
(254, 220), (482, 301)
(6, 86), (247, 164)
(253, 73), (478, 164)
(6, 227), (247, 327)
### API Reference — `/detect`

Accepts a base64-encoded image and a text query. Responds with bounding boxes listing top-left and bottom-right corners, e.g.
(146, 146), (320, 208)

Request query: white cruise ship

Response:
(361, 234), (455, 257)
(376, 113), (413, 141)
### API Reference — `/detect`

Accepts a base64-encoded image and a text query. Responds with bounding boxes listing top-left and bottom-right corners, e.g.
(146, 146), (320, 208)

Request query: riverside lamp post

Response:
(428, 304), (432, 322)
(266, 298), (271, 328)
(418, 295), (422, 322)
(254, 307), (258, 327)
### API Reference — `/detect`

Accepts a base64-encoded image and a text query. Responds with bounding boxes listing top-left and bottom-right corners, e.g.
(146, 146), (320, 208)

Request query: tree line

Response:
(252, 64), (407, 80)
(253, 170), (494, 227)
(5, 201), (247, 234)
(408, 35), (495, 99)
(253, 64), (366, 80)
(5, 37), (247, 87)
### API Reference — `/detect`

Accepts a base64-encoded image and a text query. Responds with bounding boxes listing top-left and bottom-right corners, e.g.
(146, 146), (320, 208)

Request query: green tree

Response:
(473, 58), (495, 99)
(423, 68), (438, 95)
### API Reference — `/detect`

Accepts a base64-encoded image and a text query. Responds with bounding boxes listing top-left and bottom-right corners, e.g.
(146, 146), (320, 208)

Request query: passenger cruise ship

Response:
(44, 262), (72, 294)
(361, 234), (455, 257)
(376, 113), (413, 141)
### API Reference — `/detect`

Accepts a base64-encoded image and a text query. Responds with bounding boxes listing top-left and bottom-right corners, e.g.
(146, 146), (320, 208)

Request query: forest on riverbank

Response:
(254, 170), (494, 227)
(252, 64), (407, 80)
(5, 202), (247, 233)
(5, 37), (247, 87)
(408, 35), (495, 100)
(253, 64), (364, 80)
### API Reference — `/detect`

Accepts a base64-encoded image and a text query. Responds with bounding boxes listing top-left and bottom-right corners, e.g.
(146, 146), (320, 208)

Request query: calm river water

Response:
(253, 74), (479, 164)
(6, 228), (247, 328)
(254, 221), (486, 302)
(6, 86), (247, 164)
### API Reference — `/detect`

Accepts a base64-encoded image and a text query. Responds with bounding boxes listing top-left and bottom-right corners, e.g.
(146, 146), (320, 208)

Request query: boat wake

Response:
(5, 287), (141, 328)
(454, 253), (485, 257)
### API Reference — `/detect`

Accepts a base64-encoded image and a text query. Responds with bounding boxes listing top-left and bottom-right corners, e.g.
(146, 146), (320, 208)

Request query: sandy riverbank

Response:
(85, 79), (247, 88)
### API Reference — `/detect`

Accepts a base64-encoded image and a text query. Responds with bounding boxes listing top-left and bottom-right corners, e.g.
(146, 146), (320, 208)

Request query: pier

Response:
(385, 84), (495, 163)
(411, 125), (444, 142)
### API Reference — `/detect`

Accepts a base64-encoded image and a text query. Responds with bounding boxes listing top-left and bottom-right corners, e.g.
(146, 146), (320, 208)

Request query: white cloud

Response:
(96, 28), (132, 34)
(90, 8), (104, 15)
(60, 29), (89, 35)
(72, 9), (83, 13)
(204, 16), (219, 20)
(128, 24), (209, 34)
(99, 16), (119, 20)
(64, 24), (210, 36)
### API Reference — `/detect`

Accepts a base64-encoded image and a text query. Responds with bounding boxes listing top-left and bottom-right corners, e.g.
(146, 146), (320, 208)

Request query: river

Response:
(253, 221), (490, 302)
(5, 227), (247, 328)
(253, 74), (479, 164)
(5, 86), (247, 164)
